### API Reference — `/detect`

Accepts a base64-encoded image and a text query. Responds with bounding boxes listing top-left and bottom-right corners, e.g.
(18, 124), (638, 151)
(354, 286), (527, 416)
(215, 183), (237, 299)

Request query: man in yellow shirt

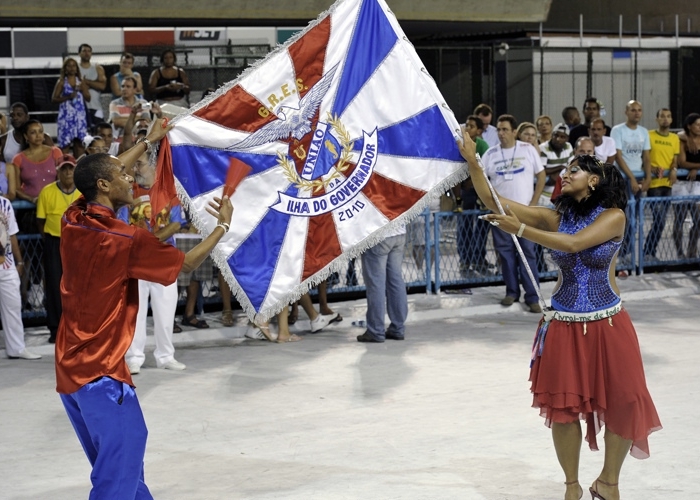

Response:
(644, 109), (680, 260)
(36, 154), (81, 343)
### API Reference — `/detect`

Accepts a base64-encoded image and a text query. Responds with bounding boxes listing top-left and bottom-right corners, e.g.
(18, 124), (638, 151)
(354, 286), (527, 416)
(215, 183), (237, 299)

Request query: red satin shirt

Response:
(55, 198), (185, 394)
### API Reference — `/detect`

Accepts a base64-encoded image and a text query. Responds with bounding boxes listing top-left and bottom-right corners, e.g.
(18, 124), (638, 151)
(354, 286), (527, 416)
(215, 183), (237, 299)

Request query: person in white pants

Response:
(119, 149), (185, 374)
(0, 197), (40, 360)
(126, 279), (182, 373)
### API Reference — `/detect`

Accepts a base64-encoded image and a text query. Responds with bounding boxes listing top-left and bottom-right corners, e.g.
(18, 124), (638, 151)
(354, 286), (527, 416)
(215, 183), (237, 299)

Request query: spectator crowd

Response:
(1, 44), (700, 361)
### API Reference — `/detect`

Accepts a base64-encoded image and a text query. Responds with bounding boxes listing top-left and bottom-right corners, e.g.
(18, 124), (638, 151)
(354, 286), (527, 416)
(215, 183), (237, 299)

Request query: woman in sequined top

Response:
(458, 130), (661, 500)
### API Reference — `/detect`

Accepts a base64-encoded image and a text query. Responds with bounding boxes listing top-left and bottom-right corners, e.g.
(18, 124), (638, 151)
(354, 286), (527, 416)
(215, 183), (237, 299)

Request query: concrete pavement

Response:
(1, 271), (699, 499)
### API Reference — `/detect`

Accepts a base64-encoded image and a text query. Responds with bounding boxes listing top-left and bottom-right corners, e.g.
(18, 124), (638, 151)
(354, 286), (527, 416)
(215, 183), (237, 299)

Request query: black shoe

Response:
(357, 332), (384, 343)
(385, 331), (404, 341)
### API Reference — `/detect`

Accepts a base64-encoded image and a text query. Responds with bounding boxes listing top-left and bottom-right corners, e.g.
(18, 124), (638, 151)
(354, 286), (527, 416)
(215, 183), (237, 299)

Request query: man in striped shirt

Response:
(538, 122), (573, 207)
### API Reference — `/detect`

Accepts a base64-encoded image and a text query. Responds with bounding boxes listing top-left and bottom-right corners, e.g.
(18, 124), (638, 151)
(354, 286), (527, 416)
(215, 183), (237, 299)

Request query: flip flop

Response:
(276, 333), (302, 343)
(182, 315), (210, 329)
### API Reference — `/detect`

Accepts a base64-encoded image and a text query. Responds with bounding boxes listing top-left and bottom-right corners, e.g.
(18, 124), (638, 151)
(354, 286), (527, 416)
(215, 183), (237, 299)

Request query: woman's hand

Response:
(478, 205), (522, 235)
(457, 127), (477, 162)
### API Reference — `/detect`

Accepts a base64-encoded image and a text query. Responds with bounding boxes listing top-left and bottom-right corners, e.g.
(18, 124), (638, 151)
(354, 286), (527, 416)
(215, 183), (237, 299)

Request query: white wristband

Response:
(216, 222), (230, 233)
(517, 223), (526, 238)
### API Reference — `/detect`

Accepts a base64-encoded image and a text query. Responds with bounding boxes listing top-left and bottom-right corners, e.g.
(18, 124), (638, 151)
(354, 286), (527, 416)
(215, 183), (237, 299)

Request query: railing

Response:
(12, 196), (700, 320)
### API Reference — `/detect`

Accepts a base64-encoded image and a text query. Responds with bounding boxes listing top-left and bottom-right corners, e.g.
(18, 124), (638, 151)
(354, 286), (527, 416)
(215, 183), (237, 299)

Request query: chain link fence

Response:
(11, 197), (700, 321)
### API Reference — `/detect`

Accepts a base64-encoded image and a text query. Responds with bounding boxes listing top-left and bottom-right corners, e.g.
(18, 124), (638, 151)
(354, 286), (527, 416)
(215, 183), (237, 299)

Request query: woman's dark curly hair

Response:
(683, 113), (700, 135)
(553, 154), (628, 216)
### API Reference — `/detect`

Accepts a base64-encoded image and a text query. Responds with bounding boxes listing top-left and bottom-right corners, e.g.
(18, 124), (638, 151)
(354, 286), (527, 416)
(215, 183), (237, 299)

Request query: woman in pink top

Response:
(11, 120), (62, 204)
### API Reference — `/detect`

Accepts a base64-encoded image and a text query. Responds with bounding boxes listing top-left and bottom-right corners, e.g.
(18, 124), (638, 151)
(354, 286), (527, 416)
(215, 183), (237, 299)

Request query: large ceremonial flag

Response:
(164, 0), (467, 321)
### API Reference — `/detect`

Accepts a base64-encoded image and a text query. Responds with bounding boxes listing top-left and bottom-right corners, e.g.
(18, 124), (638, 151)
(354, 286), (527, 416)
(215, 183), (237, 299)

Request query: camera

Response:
(141, 102), (152, 111)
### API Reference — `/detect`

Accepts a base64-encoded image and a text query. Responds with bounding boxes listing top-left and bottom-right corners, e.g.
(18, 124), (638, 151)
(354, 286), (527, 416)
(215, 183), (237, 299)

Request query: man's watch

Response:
(139, 137), (153, 153)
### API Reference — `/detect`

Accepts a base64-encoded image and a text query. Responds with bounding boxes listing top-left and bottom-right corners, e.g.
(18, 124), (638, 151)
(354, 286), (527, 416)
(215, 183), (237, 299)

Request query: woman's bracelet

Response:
(15, 261), (24, 266)
(216, 222), (230, 233)
(517, 223), (526, 238)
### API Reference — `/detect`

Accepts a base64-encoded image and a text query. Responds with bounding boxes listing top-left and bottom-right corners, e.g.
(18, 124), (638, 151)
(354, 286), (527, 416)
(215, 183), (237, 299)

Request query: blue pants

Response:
(361, 234), (408, 340)
(492, 227), (540, 304)
(60, 377), (153, 500)
(457, 188), (489, 266)
(643, 187), (672, 257)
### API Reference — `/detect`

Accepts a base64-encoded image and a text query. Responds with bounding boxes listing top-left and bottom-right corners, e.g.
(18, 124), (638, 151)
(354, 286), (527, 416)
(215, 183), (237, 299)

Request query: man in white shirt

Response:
(589, 118), (616, 164)
(474, 103), (499, 148)
(481, 115), (546, 313)
(539, 122), (574, 207)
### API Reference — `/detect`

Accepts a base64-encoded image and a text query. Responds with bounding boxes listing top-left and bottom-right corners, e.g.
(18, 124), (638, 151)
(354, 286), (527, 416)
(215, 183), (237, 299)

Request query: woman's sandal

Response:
(173, 321), (183, 334)
(221, 310), (234, 327)
(564, 479), (583, 500)
(182, 315), (210, 329)
(589, 479), (618, 500)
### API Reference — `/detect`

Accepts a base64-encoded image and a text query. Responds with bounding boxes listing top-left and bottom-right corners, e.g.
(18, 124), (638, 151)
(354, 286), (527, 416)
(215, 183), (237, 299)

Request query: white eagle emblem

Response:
(230, 64), (339, 150)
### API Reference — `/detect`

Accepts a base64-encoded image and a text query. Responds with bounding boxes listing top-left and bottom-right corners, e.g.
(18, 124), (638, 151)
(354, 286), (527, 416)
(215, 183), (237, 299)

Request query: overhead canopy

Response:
(0, 0), (552, 23)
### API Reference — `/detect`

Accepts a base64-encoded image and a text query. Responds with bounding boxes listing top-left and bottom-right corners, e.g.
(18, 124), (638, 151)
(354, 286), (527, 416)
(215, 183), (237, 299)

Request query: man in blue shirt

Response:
(611, 100), (652, 196)
(611, 100), (652, 261)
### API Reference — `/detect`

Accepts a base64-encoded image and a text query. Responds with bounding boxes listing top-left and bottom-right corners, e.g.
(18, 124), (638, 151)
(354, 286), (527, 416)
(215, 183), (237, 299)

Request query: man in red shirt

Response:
(55, 120), (233, 499)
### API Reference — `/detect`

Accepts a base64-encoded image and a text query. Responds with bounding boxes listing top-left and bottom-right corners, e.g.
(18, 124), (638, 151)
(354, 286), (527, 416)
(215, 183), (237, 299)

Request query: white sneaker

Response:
(127, 362), (141, 374)
(245, 327), (267, 340)
(245, 324), (277, 341)
(160, 360), (186, 371)
(8, 349), (41, 360)
(310, 314), (330, 333)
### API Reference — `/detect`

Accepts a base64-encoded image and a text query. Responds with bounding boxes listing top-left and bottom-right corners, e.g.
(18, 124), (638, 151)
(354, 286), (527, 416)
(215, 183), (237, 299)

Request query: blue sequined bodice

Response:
(550, 206), (622, 312)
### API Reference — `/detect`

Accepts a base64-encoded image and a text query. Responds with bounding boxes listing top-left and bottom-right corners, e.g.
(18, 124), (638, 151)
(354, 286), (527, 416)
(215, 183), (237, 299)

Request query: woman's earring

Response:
(589, 185), (595, 191)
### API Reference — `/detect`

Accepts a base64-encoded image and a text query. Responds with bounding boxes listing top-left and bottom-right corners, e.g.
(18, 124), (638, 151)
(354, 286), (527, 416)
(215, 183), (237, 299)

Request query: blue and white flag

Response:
(166, 0), (466, 321)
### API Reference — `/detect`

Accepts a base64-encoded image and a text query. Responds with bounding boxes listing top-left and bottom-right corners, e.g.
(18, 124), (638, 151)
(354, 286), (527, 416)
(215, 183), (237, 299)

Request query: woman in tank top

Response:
(459, 131), (661, 500)
(148, 49), (190, 108)
(2, 103), (56, 166)
(11, 120), (62, 204)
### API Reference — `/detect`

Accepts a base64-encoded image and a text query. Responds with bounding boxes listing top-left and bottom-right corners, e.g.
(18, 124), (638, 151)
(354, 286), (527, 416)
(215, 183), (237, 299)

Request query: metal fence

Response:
(13, 196), (700, 321)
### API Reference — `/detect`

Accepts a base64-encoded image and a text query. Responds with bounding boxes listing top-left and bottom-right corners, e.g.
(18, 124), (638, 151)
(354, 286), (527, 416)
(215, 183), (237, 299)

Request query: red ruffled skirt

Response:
(529, 308), (662, 459)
